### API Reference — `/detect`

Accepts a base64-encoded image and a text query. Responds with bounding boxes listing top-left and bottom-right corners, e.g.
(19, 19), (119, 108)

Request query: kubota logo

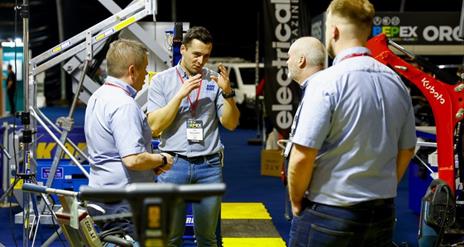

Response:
(422, 77), (445, 105)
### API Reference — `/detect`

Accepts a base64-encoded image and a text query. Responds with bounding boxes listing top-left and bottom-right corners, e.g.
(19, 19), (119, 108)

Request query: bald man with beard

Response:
(285, 36), (326, 160)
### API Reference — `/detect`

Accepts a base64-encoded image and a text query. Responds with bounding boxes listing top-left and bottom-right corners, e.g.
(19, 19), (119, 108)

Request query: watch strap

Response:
(222, 89), (235, 99)
(159, 153), (168, 166)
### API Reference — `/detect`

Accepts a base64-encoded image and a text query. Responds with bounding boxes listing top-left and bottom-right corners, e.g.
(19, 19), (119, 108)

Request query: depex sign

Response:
(371, 12), (463, 45)
(311, 12), (463, 45)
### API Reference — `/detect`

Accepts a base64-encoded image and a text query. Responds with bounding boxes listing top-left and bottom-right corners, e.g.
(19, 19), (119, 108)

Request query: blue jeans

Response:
(157, 152), (223, 247)
(289, 199), (395, 247)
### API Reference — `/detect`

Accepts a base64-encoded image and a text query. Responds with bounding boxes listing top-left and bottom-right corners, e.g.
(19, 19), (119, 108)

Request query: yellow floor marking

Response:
(223, 237), (286, 247)
(221, 202), (271, 219)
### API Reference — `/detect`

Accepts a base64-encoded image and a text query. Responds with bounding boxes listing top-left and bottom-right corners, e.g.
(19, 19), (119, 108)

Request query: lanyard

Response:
(176, 68), (202, 116)
(104, 82), (131, 96)
(339, 52), (370, 62)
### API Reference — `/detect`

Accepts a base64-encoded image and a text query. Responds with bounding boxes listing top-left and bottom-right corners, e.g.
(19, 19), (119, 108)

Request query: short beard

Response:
(287, 71), (293, 81)
(287, 68), (298, 83)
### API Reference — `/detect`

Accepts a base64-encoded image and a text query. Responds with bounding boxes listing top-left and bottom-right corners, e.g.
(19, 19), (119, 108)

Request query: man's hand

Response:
(211, 63), (232, 94)
(287, 144), (318, 218)
(154, 152), (174, 175)
(291, 201), (303, 217)
(176, 74), (202, 99)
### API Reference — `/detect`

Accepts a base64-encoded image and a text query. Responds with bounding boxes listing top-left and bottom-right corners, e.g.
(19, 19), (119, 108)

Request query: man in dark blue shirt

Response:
(6, 64), (16, 114)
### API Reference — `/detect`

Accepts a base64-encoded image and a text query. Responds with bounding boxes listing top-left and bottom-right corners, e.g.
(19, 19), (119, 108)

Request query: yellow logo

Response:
(36, 142), (87, 159)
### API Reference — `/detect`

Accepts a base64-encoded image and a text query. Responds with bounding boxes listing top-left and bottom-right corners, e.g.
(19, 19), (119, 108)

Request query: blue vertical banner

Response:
(262, 0), (306, 138)
(2, 45), (24, 113)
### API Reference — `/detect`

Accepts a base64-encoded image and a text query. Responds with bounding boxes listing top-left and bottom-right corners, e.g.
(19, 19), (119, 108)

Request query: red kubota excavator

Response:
(367, 33), (463, 247)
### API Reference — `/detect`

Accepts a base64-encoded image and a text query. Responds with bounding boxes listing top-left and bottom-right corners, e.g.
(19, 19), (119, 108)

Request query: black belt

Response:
(348, 198), (394, 209)
(306, 198), (394, 210)
(166, 152), (219, 163)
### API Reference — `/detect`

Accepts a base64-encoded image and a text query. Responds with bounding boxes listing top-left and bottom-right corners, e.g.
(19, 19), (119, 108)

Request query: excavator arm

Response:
(366, 33), (464, 191)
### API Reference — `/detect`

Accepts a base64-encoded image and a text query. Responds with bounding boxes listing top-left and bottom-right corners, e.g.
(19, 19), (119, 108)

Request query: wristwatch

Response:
(159, 153), (168, 166)
(221, 89), (236, 99)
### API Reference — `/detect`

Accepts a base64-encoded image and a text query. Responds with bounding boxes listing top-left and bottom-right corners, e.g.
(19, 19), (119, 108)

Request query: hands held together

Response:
(177, 63), (232, 99)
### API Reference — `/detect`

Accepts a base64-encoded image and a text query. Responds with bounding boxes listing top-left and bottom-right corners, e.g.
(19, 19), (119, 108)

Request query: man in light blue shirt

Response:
(85, 39), (173, 238)
(287, 0), (417, 246)
(284, 36), (325, 158)
(147, 26), (240, 247)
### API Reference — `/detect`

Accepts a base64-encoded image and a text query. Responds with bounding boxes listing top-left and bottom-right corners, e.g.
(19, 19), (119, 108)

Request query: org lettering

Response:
(423, 26), (463, 42)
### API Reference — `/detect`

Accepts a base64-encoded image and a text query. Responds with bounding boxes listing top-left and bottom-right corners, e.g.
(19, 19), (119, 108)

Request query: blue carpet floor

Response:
(0, 107), (420, 246)
(220, 128), (420, 247)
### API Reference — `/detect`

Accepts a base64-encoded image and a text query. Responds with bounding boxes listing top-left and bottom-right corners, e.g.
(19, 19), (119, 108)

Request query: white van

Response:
(207, 59), (264, 108)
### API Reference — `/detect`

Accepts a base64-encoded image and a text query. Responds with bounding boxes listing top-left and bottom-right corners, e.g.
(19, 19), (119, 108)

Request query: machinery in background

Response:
(206, 58), (264, 129)
(0, 0), (190, 245)
(366, 33), (464, 246)
(22, 182), (226, 247)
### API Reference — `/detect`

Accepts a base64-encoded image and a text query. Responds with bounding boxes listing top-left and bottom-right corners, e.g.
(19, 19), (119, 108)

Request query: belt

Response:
(166, 152), (219, 163)
(348, 198), (394, 209)
(306, 198), (394, 210)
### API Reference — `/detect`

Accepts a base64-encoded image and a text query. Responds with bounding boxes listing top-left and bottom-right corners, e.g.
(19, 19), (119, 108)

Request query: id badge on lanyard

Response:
(176, 68), (205, 143)
(187, 119), (204, 142)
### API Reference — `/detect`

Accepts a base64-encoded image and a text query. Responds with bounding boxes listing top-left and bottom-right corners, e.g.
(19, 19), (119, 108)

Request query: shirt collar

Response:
(301, 70), (322, 90)
(105, 76), (137, 98)
(176, 61), (206, 78)
(300, 80), (308, 89)
(176, 62), (189, 79)
(333, 47), (371, 65)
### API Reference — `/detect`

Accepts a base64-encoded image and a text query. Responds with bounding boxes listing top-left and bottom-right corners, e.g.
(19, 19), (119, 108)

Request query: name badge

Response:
(186, 119), (204, 142)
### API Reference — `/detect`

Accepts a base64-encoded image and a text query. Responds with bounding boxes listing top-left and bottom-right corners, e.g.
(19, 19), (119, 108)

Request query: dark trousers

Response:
(7, 88), (15, 114)
(289, 198), (395, 247)
(88, 201), (135, 239)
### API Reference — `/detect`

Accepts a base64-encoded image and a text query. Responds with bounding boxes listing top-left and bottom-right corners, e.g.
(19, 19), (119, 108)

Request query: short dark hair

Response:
(7, 64), (12, 70)
(182, 26), (213, 46)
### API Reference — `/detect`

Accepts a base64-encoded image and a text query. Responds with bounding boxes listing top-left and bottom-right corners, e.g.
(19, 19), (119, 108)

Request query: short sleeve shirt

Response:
(292, 47), (417, 206)
(85, 76), (154, 188)
(147, 64), (225, 157)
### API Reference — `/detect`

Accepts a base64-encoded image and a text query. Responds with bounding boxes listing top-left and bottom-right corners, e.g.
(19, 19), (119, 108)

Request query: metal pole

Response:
(247, 13), (263, 145)
(388, 39), (415, 60)
(400, 0), (406, 12)
(459, 0), (464, 39)
(22, 0), (30, 229)
(1, 124), (10, 206)
(56, 0), (67, 101)
(20, 0), (33, 244)
(254, 38), (261, 140)
(171, 0), (177, 21)
(22, 1), (29, 123)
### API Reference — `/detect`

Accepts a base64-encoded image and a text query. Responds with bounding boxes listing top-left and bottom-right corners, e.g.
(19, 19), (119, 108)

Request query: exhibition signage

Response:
(263, 0), (305, 138)
(311, 12), (463, 45)
(371, 12), (463, 45)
